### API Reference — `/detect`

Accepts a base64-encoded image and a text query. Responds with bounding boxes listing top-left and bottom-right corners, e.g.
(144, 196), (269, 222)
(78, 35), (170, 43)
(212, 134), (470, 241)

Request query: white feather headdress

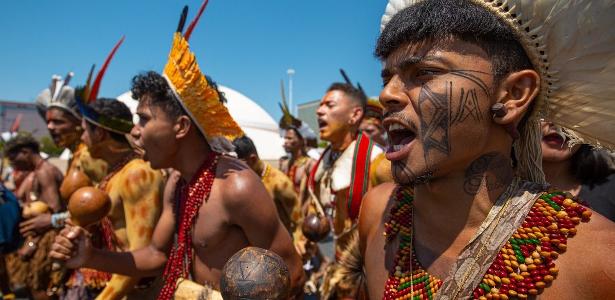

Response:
(380, 0), (615, 151)
(35, 72), (79, 119)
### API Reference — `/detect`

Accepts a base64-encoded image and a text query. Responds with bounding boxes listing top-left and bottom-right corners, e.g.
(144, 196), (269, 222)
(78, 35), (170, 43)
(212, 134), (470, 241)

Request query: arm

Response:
(36, 167), (62, 212)
(275, 175), (301, 231)
(96, 166), (165, 300)
(224, 168), (305, 295)
(50, 171), (179, 277)
(19, 168), (63, 236)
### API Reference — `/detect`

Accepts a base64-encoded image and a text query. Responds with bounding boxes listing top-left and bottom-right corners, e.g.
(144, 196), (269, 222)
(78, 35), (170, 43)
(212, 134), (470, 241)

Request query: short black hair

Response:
(287, 127), (304, 141)
(131, 71), (186, 120)
(4, 132), (39, 156)
(376, 0), (533, 84)
(232, 135), (258, 159)
(87, 98), (133, 144)
(131, 71), (227, 121)
(327, 82), (367, 112)
(571, 145), (615, 186)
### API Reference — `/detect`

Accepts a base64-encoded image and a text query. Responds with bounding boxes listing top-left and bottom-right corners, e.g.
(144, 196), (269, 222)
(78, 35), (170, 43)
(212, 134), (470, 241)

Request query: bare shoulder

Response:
(555, 208), (615, 297)
(122, 159), (159, 181)
(117, 159), (162, 201)
(38, 160), (62, 180)
(358, 183), (396, 252)
(359, 183), (396, 228)
(567, 208), (615, 259)
(216, 155), (264, 206)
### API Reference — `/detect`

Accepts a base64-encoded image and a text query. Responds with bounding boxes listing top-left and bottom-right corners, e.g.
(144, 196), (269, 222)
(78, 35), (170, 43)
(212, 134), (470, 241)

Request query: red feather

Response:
(88, 36), (125, 102)
(184, 0), (209, 42)
(10, 114), (22, 133)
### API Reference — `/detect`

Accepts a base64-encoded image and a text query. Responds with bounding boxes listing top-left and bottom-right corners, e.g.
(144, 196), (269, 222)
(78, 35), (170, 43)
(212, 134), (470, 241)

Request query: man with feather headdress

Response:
(359, 0), (615, 298)
(50, 2), (304, 299)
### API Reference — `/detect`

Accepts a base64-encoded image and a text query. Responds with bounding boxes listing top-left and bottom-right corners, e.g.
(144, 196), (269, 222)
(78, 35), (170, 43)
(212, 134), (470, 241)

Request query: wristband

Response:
(51, 211), (69, 228)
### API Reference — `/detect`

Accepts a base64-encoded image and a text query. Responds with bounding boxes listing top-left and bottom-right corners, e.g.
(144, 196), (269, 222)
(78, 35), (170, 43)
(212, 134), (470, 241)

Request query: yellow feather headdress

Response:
(163, 1), (243, 153)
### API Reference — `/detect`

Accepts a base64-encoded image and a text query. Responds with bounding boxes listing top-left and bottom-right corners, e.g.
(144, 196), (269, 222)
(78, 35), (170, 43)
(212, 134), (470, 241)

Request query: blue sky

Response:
(0, 0), (386, 120)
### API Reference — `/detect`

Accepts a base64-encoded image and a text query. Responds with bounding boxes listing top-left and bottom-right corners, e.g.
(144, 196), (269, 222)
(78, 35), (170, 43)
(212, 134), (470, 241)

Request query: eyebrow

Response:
(382, 54), (446, 77)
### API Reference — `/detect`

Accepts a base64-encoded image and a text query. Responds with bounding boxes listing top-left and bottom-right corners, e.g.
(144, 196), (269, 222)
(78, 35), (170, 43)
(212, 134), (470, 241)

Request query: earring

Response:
(491, 103), (520, 140)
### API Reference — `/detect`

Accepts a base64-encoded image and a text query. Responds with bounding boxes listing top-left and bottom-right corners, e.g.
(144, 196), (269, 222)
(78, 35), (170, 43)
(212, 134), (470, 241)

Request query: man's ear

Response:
(174, 115), (192, 139)
(92, 126), (107, 143)
(349, 107), (364, 126)
(493, 69), (540, 126)
(248, 153), (259, 164)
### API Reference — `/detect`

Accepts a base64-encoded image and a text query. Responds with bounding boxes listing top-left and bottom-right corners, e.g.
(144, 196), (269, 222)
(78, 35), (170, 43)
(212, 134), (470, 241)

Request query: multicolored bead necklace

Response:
(383, 187), (591, 300)
(383, 186), (442, 300)
(159, 152), (219, 300)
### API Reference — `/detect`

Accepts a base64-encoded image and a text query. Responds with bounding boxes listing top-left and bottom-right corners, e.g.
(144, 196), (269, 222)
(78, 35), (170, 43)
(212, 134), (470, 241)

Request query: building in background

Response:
(297, 99), (320, 142)
(0, 100), (47, 138)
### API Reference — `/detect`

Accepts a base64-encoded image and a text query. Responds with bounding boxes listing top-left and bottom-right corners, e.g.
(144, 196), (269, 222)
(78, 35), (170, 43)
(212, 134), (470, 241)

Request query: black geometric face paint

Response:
(418, 83), (451, 163)
(450, 87), (483, 125)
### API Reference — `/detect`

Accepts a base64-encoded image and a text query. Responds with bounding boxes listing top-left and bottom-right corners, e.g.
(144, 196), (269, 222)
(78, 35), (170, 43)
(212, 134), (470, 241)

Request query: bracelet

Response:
(51, 212), (69, 228)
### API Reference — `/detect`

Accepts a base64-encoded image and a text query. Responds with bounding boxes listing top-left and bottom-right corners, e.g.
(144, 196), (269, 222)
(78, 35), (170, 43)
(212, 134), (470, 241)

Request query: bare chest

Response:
(185, 191), (249, 286)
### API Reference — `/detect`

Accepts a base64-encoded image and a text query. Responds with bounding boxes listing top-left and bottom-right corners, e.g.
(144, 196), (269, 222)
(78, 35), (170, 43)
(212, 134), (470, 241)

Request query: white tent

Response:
(117, 85), (285, 161)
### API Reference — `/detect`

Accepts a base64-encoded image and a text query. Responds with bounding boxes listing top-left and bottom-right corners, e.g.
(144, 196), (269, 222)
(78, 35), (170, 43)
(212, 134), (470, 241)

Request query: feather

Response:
(82, 64), (96, 102)
(184, 0), (209, 42)
(176, 6), (189, 34)
(10, 114), (22, 133)
(339, 68), (352, 85)
(340, 68), (367, 98)
(63, 72), (74, 88)
(54, 72), (74, 101)
(49, 75), (60, 101)
(357, 83), (366, 97)
(88, 36), (125, 102)
(280, 79), (287, 105)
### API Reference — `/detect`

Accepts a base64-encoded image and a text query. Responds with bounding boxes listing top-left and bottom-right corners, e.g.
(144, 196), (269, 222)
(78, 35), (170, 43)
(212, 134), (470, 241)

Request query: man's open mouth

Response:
(384, 119), (416, 161)
(542, 132), (566, 148)
(318, 119), (328, 131)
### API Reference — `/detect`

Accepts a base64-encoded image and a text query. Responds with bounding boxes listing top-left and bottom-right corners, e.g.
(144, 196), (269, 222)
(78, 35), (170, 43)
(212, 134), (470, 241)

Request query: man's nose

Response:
(380, 76), (408, 113)
(130, 125), (141, 141)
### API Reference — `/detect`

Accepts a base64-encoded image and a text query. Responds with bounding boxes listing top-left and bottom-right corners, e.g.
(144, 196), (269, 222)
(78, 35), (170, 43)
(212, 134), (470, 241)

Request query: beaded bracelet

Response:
(51, 211), (69, 228)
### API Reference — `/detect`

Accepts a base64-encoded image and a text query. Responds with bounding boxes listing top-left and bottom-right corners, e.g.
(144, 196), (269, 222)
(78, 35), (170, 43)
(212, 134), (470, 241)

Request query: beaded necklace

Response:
(159, 152), (219, 300)
(288, 155), (308, 178)
(383, 187), (591, 300)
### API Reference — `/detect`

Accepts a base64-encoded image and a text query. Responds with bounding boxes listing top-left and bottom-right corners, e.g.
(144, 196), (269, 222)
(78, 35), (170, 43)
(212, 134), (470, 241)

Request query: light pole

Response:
(287, 68), (295, 114)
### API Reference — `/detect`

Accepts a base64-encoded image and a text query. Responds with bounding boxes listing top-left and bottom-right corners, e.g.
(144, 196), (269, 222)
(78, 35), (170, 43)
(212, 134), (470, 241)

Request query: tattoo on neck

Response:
(463, 152), (514, 196)
(392, 161), (434, 187)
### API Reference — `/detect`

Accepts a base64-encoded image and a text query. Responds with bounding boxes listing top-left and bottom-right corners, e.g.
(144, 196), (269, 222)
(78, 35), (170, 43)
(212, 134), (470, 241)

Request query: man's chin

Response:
(391, 161), (434, 186)
(319, 132), (332, 142)
(51, 137), (64, 147)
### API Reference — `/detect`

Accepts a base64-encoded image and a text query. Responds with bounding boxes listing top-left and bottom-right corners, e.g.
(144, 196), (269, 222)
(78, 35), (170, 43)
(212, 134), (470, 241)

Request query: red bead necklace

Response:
(158, 152), (219, 300)
(383, 187), (591, 300)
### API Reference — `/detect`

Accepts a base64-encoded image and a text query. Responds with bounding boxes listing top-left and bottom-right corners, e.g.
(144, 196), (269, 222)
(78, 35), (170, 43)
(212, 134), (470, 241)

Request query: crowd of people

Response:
(1, 0), (615, 299)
